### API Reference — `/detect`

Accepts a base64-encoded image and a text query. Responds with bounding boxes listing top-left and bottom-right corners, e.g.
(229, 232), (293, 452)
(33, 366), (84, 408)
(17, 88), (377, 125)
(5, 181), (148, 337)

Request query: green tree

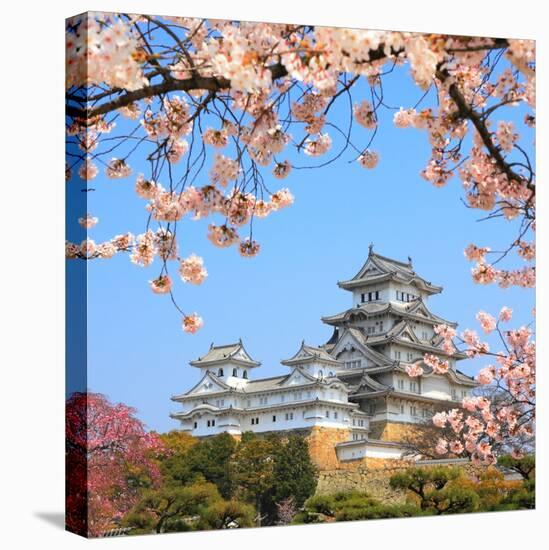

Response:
(161, 433), (236, 497)
(230, 433), (280, 524)
(498, 454), (535, 481)
(198, 500), (256, 530)
(272, 435), (317, 509)
(123, 481), (221, 534)
(389, 467), (479, 515)
(294, 491), (422, 523)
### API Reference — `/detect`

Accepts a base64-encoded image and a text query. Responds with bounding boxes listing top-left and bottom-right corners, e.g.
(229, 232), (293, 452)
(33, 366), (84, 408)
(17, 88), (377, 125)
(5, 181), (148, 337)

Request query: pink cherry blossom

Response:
(106, 158), (131, 179)
(304, 133), (332, 157)
(432, 412), (448, 428)
(499, 306), (513, 322)
(273, 161), (291, 179)
(239, 238), (261, 258)
(435, 438), (448, 455)
(130, 230), (156, 267)
(78, 214), (99, 229)
(207, 224), (240, 248)
(178, 254), (208, 284)
(182, 313), (203, 334)
(405, 363), (423, 378)
(353, 100), (377, 129)
(270, 188), (294, 210)
(135, 175), (159, 199)
(149, 275), (172, 294)
(476, 311), (497, 334)
(358, 150), (380, 169)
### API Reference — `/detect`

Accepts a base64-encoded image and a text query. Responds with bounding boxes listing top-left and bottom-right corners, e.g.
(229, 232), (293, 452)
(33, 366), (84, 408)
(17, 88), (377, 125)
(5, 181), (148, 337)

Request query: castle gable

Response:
(184, 371), (231, 396)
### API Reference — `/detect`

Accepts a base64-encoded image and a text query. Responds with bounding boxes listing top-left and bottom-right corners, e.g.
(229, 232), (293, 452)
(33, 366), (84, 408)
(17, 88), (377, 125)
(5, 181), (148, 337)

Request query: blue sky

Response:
(67, 58), (534, 433)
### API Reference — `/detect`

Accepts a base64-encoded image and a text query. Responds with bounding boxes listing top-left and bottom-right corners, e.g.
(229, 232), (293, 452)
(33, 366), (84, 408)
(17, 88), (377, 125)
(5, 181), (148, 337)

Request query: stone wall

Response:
(306, 426), (350, 470)
(369, 420), (423, 441)
(316, 463), (409, 503)
(315, 460), (486, 503)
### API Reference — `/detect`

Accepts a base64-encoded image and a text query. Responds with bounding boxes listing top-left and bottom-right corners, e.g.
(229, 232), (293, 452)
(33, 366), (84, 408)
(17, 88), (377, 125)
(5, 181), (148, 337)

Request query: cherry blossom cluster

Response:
(66, 13), (148, 92)
(430, 310), (535, 464)
(66, 15), (534, 337)
(65, 232), (134, 260)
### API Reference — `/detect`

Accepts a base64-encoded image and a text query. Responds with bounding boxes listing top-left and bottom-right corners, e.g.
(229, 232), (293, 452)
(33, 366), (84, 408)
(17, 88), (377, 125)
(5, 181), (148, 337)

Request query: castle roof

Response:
(337, 248), (442, 295)
(321, 298), (455, 327)
(329, 326), (394, 367)
(281, 341), (342, 367)
(189, 340), (261, 368)
(363, 320), (466, 359)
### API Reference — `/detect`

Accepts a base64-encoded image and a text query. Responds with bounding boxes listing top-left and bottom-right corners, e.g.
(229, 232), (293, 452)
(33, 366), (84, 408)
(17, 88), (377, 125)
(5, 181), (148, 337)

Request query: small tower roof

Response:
(281, 341), (342, 367)
(189, 341), (261, 368)
(337, 248), (442, 294)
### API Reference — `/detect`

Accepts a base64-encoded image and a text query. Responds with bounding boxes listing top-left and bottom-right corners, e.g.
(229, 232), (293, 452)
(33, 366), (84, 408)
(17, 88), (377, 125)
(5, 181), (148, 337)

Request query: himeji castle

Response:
(171, 247), (477, 465)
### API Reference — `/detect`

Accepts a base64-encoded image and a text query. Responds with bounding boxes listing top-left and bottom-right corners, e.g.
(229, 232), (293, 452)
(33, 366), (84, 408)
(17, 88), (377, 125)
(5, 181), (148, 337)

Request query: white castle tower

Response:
(170, 247), (477, 464)
(320, 245), (476, 439)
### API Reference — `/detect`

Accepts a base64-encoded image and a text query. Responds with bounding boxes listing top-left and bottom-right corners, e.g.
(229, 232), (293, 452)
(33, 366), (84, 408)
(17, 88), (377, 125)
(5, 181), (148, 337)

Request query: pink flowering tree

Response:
(66, 392), (163, 536)
(66, 13), (535, 334)
(406, 310), (535, 464)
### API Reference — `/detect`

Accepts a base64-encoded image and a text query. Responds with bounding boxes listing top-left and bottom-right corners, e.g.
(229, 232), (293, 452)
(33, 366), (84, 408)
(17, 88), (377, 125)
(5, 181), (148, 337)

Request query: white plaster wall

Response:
(336, 443), (404, 461)
(183, 402), (358, 437)
(421, 375), (452, 400)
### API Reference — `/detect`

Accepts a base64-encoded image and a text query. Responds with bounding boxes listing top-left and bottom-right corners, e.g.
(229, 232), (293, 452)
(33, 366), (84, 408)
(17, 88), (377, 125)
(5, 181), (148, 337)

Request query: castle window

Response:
(361, 293), (366, 303)
(212, 419), (215, 426)
(375, 291), (380, 300)
(369, 403), (376, 415)
(398, 379), (405, 390)
(400, 404), (404, 414)
(207, 420), (211, 427)
(193, 421), (197, 429)
(243, 370), (248, 379)
(334, 411), (338, 419)
(272, 415), (276, 422)
(251, 418), (255, 425)
(318, 370), (323, 378)
(232, 368), (238, 377)
(326, 410), (330, 418)
(410, 381), (418, 393)
(218, 368), (224, 377)
(367, 326), (375, 335)
(394, 351), (401, 360)
(410, 405), (417, 416)
(285, 412), (294, 421)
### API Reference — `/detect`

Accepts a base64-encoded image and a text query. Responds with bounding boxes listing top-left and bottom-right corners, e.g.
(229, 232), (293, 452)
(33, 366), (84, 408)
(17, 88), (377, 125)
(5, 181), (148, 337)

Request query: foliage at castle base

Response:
(65, 13), (535, 335)
(122, 431), (318, 533)
(294, 463), (534, 524)
(65, 392), (163, 537)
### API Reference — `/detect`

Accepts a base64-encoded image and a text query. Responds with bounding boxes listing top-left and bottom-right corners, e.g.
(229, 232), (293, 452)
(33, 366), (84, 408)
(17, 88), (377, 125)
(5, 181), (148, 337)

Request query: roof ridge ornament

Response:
(368, 242), (374, 255)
